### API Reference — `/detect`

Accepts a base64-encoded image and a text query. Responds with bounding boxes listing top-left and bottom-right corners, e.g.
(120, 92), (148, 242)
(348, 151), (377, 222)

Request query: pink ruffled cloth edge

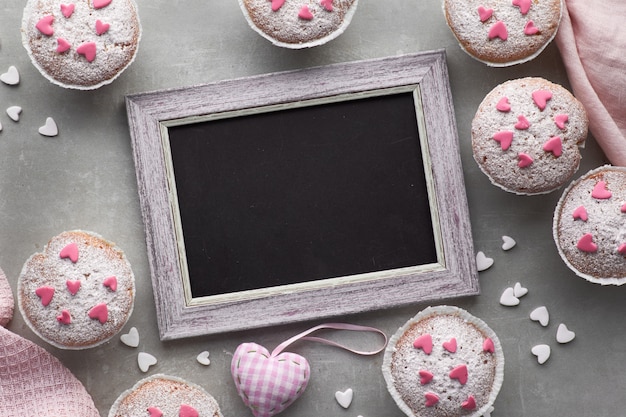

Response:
(555, 0), (626, 167)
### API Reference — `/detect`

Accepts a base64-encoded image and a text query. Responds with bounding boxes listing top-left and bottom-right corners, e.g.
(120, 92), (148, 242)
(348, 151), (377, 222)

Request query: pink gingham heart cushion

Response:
(231, 342), (310, 417)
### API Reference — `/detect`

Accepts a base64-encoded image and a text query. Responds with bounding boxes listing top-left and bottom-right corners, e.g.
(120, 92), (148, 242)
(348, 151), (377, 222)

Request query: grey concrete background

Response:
(0, 1), (618, 416)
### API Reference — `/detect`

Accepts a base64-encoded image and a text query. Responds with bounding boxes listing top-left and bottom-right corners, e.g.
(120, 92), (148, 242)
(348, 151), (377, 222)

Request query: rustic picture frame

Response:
(126, 50), (478, 340)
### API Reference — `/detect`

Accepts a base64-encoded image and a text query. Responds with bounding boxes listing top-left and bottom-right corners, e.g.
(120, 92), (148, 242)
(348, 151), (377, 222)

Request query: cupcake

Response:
(383, 306), (504, 417)
(17, 230), (135, 349)
(108, 374), (223, 417)
(239, 0), (359, 48)
(443, 0), (562, 66)
(472, 77), (588, 195)
(553, 166), (626, 285)
(21, 0), (141, 89)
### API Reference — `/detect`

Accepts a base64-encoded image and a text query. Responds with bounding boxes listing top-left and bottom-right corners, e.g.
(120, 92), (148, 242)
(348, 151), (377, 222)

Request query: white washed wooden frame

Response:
(126, 50), (478, 340)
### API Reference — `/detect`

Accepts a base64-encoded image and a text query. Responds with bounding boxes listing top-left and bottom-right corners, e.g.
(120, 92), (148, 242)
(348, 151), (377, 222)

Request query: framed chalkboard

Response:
(126, 50), (478, 340)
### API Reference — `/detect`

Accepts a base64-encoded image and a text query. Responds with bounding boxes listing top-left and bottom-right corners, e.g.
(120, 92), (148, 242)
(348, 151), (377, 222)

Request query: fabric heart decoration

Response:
(231, 323), (387, 417)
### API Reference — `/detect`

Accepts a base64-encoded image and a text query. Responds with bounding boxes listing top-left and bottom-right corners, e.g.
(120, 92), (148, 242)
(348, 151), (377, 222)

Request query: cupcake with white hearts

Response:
(553, 165), (626, 285)
(108, 374), (223, 417)
(17, 230), (135, 349)
(383, 305), (504, 417)
(21, 0), (141, 89)
(239, 0), (359, 48)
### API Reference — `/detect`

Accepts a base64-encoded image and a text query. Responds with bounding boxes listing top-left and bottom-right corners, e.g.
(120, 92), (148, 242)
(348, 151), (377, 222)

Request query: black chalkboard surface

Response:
(167, 92), (436, 298)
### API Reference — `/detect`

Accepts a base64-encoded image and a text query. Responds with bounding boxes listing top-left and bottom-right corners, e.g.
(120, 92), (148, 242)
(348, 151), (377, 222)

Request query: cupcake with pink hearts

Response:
(553, 165), (626, 285)
(21, 0), (141, 89)
(383, 305), (504, 417)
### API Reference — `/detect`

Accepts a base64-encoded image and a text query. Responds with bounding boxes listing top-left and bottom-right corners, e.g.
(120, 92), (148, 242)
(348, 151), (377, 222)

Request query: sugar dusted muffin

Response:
(443, 0), (562, 66)
(239, 0), (359, 48)
(553, 166), (626, 285)
(472, 77), (588, 195)
(383, 306), (504, 417)
(17, 230), (135, 349)
(21, 0), (141, 89)
(108, 374), (223, 417)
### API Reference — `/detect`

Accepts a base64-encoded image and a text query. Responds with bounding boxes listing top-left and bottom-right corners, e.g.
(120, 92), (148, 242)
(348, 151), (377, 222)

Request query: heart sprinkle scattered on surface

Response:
(499, 287), (519, 306)
(529, 306), (549, 327)
(513, 282), (528, 298)
(6, 106), (22, 122)
(196, 350), (211, 366)
(335, 388), (353, 409)
(138, 352), (157, 372)
(0, 66), (19, 85)
(531, 344), (550, 364)
(120, 327), (140, 347)
(502, 235), (516, 250)
(476, 251), (494, 271)
(556, 323), (576, 344)
(59, 242), (79, 263)
(39, 117), (59, 137)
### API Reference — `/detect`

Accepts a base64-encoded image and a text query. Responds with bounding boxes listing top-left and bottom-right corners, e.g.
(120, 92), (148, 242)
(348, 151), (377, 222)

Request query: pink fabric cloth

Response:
(555, 0), (626, 167)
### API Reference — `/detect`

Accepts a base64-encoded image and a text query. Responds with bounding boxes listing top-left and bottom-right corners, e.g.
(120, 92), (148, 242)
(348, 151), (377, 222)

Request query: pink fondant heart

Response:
(517, 152), (533, 168)
(496, 97), (511, 112)
(57, 37), (71, 53)
(419, 370), (433, 385)
(524, 20), (539, 35)
(477, 6), (493, 22)
(269, 0), (285, 11)
(543, 136), (563, 157)
(35, 286), (55, 307)
(618, 243), (626, 256)
(36, 15), (55, 36)
(514, 115), (530, 130)
(425, 392), (439, 407)
(103, 276), (118, 292)
(231, 342), (310, 417)
(147, 407), (163, 417)
(591, 181), (612, 199)
(621, 203), (626, 213)
(56, 309), (72, 325)
(93, 0), (112, 9)
(95, 19), (110, 35)
(412, 334), (433, 355)
(66, 280), (81, 295)
(320, 0), (333, 11)
(577, 233), (597, 253)
(572, 205), (588, 221)
(488, 21), (508, 40)
(483, 338), (495, 353)
(449, 364), (468, 385)
(77, 42), (97, 62)
(298, 5), (314, 20)
(60, 3), (75, 18)
(179, 405), (199, 417)
(532, 89), (552, 110)
(555, 114), (569, 130)
(443, 337), (457, 353)
(88, 303), (108, 324)
(462, 395), (477, 410)
(512, 0), (531, 15)
(60, 242), (79, 263)
(493, 130), (514, 150)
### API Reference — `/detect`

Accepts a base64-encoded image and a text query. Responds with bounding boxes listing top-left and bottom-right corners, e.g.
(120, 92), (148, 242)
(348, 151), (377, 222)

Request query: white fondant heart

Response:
(138, 352), (157, 372)
(120, 327), (139, 347)
(499, 287), (519, 306)
(6, 106), (21, 122)
(513, 282), (528, 298)
(335, 388), (353, 409)
(531, 344), (550, 364)
(39, 117), (58, 137)
(231, 342), (310, 417)
(529, 306), (549, 326)
(502, 235), (516, 251)
(556, 323), (575, 344)
(0, 66), (19, 85)
(196, 350), (211, 366)
(476, 251), (494, 271)
(0, 121), (3, 132)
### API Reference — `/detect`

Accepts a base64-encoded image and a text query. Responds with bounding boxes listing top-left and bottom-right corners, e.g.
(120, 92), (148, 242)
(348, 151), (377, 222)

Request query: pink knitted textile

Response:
(555, 0), (626, 166)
